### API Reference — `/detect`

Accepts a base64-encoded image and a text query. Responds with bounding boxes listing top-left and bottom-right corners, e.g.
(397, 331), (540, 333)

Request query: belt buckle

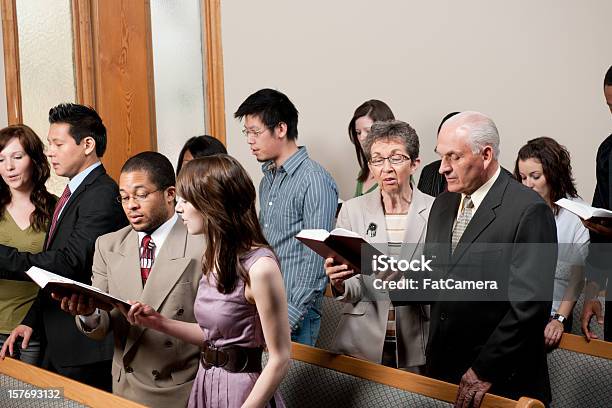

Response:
(201, 341), (229, 368)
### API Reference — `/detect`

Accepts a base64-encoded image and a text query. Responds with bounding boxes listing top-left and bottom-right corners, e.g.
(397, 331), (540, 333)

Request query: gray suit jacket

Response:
(76, 219), (205, 408)
(331, 187), (434, 368)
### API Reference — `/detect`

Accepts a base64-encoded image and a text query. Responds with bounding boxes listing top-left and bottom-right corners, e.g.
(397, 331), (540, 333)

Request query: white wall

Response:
(221, 1), (611, 201)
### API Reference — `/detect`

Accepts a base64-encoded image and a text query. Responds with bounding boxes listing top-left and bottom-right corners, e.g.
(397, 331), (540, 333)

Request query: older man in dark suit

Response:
(425, 111), (557, 407)
(0, 103), (127, 390)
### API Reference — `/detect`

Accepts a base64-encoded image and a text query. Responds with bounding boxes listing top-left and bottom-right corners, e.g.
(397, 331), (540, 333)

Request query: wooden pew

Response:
(0, 357), (146, 407)
(548, 334), (611, 407)
(273, 342), (543, 408)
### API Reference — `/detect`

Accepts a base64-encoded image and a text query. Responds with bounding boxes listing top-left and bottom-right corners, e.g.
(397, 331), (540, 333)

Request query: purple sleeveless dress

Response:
(187, 247), (285, 408)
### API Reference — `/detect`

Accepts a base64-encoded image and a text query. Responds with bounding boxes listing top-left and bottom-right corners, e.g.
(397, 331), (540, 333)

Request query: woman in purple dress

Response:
(126, 154), (290, 408)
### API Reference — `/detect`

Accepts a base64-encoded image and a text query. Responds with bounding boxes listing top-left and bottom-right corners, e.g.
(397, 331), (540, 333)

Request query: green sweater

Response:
(0, 210), (45, 333)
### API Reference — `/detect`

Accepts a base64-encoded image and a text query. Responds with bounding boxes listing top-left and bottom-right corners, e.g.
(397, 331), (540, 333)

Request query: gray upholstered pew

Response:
(0, 357), (146, 408)
(549, 334), (612, 408)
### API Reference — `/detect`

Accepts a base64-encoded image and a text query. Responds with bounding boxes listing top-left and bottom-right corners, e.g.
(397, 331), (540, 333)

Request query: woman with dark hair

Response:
(515, 137), (589, 347)
(176, 135), (227, 175)
(125, 155), (289, 408)
(348, 100), (395, 196)
(0, 124), (56, 364)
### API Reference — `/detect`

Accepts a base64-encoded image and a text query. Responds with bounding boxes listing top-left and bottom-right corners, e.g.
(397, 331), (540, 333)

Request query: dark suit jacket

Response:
(0, 164), (128, 367)
(418, 160), (514, 198)
(424, 171), (557, 404)
(417, 160), (446, 197)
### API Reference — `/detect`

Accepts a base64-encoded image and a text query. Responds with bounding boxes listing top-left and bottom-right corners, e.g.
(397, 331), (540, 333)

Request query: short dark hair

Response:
(234, 88), (299, 140)
(437, 111), (461, 135)
(605, 65), (612, 87)
(364, 120), (420, 161)
(348, 100), (395, 182)
(48, 103), (107, 157)
(176, 135), (227, 175)
(514, 137), (578, 215)
(121, 151), (176, 190)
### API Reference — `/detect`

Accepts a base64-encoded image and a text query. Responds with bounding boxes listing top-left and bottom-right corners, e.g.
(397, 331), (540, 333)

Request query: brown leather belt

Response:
(200, 341), (263, 373)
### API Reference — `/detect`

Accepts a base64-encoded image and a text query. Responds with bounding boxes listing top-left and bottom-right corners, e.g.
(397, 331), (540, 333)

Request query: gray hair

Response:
(442, 111), (500, 159)
(363, 120), (419, 161)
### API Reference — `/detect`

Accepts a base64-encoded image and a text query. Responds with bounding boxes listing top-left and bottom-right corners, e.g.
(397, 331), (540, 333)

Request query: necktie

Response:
(46, 185), (72, 249)
(140, 235), (156, 285)
(451, 195), (474, 253)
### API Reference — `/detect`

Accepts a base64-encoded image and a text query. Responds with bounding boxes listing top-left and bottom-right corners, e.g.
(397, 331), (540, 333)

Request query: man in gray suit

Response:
(57, 152), (204, 408)
(425, 112), (557, 407)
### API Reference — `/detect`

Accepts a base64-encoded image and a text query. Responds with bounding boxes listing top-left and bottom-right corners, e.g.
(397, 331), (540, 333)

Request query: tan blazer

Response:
(331, 187), (434, 369)
(76, 219), (204, 408)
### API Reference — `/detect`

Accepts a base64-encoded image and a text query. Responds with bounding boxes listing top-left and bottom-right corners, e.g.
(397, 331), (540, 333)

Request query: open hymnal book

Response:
(296, 228), (382, 274)
(556, 198), (612, 222)
(26, 266), (130, 310)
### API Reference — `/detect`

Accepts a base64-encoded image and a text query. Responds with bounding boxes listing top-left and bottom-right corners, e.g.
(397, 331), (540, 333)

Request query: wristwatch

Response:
(551, 313), (566, 324)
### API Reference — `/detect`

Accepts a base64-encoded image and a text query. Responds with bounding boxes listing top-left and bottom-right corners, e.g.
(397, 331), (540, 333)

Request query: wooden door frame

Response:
(1, 0), (226, 146)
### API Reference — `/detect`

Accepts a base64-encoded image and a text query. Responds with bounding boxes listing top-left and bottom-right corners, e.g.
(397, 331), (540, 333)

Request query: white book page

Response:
(25, 266), (126, 303)
(330, 228), (362, 238)
(296, 229), (331, 241)
(25, 266), (72, 288)
(556, 198), (612, 219)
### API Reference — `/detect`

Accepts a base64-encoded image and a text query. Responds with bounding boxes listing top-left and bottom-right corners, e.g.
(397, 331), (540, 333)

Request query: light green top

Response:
(0, 210), (44, 333)
(354, 177), (378, 197)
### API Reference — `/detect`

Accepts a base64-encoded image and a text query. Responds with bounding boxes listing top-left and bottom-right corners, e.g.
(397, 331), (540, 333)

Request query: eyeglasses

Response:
(369, 154), (411, 167)
(241, 127), (270, 138)
(116, 189), (161, 205)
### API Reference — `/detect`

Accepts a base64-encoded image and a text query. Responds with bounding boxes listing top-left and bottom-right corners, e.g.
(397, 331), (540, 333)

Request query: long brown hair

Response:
(348, 100), (395, 182)
(177, 154), (271, 293)
(513, 136), (578, 215)
(0, 125), (56, 232)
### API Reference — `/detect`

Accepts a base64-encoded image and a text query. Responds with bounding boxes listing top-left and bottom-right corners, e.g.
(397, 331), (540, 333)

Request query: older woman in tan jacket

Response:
(325, 120), (434, 373)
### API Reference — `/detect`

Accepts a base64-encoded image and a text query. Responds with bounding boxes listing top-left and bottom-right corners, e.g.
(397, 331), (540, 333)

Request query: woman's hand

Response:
(324, 257), (354, 294)
(544, 319), (564, 348)
(122, 301), (165, 331)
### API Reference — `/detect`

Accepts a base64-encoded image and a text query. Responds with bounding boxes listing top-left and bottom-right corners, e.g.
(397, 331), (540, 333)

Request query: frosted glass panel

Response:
(16, 0), (75, 195)
(0, 17), (8, 128)
(151, 0), (206, 173)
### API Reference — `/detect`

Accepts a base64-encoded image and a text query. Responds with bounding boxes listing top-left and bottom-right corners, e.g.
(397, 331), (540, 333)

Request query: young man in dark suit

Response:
(581, 65), (612, 342)
(425, 111), (557, 407)
(0, 103), (128, 390)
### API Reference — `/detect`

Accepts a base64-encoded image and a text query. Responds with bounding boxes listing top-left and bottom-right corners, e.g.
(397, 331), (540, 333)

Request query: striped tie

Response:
(46, 185), (72, 249)
(140, 235), (156, 285)
(451, 195), (474, 253)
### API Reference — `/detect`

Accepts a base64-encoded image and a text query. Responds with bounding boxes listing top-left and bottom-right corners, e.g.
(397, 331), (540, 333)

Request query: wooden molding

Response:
(290, 343), (543, 408)
(72, 0), (95, 107)
(202, 0), (226, 145)
(0, 0), (21, 124)
(90, 0), (157, 181)
(0, 357), (147, 407)
(559, 333), (612, 360)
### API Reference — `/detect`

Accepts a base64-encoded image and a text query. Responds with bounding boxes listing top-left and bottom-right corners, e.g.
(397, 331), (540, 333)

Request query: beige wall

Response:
(221, 0), (611, 201)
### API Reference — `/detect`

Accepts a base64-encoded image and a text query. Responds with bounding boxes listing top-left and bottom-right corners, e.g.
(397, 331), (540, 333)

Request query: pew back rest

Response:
(266, 343), (543, 408)
(549, 334), (612, 408)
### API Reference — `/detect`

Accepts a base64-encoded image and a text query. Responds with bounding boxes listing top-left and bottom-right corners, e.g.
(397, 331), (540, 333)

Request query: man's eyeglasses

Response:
(369, 154), (411, 167)
(116, 189), (161, 205)
(241, 127), (269, 138)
